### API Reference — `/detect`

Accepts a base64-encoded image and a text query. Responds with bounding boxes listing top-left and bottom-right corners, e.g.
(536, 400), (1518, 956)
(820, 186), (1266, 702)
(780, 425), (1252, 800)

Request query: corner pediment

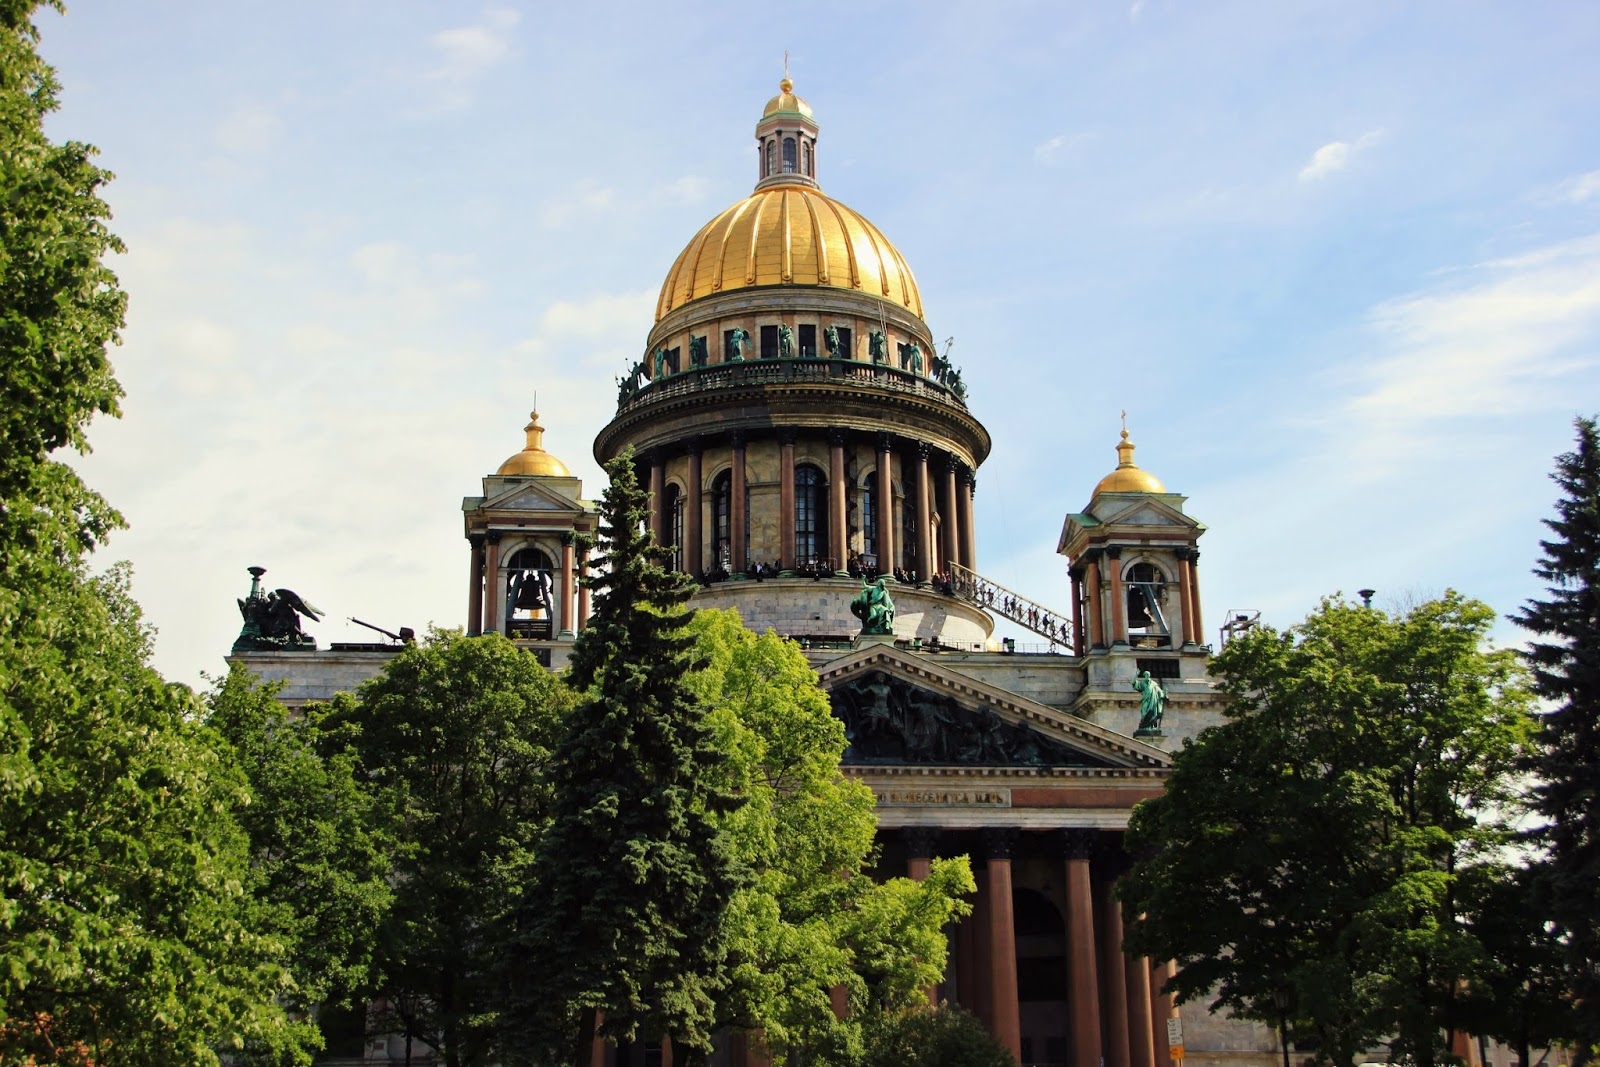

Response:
(481, 479), (584, 514)
(814, 645), (1170, 770)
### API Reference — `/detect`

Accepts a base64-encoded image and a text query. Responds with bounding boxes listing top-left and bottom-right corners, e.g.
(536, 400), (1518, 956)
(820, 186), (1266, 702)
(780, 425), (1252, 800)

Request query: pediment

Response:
(482, 480), (582, 513)
(814, 646), (1169, 771)
(1092, 496), (1195, 529)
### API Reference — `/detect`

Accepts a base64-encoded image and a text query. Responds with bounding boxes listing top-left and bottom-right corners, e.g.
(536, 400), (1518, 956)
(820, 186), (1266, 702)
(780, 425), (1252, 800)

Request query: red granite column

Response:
(649, 452), (666, 544)
(560, 533), (576, 636)
(483, 533), (502, 635)
(590, 1011), (607, 1067)
(660, 1035), (672, 1067)
(985, 830), (1022, 1063)
(1107, 546), (1127, 646)
(942, 458), (960, 573)
(1152, 961), (1178, 1067)
(1175, 548), (1197, 649)
(1070, 567), (1085, 656)
(956, 891), (979, 1014)
(973, 862), (993, 1029)
(1127, 951), (1156, 1067)
(467, 535), (485, 636)
(960, 469), (977, 572)
(779, 429), (796, 571)
(577, 546), (591, 628)
(685, 441), (703, 579)
(1187, 550), (1204, 645)
(905, 828), (941, 1006)
(1085, 555), (1104, 649)
(1101, 882), (1132, 1067)
(876, 434), (896, 573)
(914, 443), (933, 581)
(1064, 830), (1103, 1067)
(829, 430), (848, 572)
(731, 432), (748, 575)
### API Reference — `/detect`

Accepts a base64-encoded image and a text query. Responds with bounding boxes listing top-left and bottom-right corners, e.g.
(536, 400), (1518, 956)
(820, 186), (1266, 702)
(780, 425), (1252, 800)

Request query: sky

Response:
(35, 0), (1600, 686)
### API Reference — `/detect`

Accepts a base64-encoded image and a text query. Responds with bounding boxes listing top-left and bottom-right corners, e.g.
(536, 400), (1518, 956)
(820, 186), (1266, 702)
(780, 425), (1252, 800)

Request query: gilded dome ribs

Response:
(801, 191), (829, 284)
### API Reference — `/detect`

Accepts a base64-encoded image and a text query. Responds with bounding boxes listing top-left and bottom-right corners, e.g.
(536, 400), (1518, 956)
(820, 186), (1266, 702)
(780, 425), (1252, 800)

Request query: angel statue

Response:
(233, 566), (324, 652)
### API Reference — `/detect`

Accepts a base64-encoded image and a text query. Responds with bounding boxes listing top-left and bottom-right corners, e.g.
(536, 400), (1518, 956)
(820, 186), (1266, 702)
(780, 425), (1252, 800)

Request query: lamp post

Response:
(1272, 988), (1292, 1067)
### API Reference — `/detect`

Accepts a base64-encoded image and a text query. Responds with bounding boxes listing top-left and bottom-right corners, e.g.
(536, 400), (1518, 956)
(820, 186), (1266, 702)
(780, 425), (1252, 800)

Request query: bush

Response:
(859, 1004), (1013, 1067)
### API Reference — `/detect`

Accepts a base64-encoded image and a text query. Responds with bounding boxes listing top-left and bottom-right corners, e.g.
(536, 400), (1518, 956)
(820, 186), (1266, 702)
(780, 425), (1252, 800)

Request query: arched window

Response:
(1126, 561), (1169, 635)
(782, 137), (797, 173)
(764, 139), (775, 177)
(712, 471), (731, 573)
(795, 464), (825, 564)
(663, 484), (683, 573)
(504, 547), (556, 638)
(802, 140), (812, 177)
(860, 478), (877, 567)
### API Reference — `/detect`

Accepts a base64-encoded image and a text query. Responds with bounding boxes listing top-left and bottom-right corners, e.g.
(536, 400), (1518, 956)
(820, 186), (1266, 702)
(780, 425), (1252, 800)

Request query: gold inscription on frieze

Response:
(876, 789), (1011, 807)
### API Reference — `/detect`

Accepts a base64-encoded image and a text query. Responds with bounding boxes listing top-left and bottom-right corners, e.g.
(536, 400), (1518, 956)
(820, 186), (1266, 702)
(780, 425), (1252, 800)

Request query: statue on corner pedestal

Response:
(233, 566), (323, 652)
(869, 330), (887, 365)
(727, 327), (750, 362)
(778, 324), (795, 359)
(850, 576), (896, 635)
(824, 325), (842, 357)
(1133, 670), (1167, 736)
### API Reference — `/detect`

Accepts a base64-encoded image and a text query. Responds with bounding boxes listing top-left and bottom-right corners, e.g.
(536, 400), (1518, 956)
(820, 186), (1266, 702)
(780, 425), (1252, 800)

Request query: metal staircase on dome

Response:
(948, 563), (1074, 649)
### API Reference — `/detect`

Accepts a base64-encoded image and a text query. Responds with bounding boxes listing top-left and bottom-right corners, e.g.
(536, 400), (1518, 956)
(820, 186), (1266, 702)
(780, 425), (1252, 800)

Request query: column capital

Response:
(902, 827), (941, 860)
(730, 429), (747, 449)
(468, 532), (485, 548)
(915, 441), (933, 461)
(828, 427), (848, 447)
(778, 426), (798, 446)
(486, 531), (503, 545)
(877, 431), (895, 453)
(941, 453), (960, 476)
(561, 531), (576, 546)
(956, 462), (973, 486)
(1188, 548), (1201, 564)
(1104, 544), (1125, 560)
(1068, 564), (1085, 581)
(684, 437), (702, 457)
(983, 827), (1020, 860)
(1081, 546), (1103, 565)
(1060, 828), (1099, 861)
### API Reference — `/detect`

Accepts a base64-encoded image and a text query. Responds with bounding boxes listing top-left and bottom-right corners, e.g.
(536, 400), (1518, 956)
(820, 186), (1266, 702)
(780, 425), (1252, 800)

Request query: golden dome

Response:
(762, 77), (813, 119)
(1093, 427), (1166, 495)
(496, 410), (571, 477)
(655, 185), (924, 322)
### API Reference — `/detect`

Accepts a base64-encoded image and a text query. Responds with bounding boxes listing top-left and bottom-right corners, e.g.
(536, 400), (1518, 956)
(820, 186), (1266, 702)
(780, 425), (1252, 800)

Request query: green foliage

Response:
(1513, 415), (1600, 1065)
(505, 452), (748, 1067)
(1121, 593), (1535, 1067)
(321, 630), (573, 1067)
(0, 0), (125, 504)
(683, 610), (973, 1064)
(857, 1004), (1013, 1067)
(204, 664), (396, 1011)
(0, 566), (317, 1066)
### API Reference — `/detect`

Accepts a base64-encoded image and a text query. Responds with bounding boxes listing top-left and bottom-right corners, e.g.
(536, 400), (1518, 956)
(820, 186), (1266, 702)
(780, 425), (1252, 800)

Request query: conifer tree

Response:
(506, 451), (747, 1067)
(1514, 415), (1600, 1065)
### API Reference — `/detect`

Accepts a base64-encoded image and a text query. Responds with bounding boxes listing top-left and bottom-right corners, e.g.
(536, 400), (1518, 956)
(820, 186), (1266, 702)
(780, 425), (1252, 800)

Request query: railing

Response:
(616, 356), (969, 415)
(949, 562), (1075, 650)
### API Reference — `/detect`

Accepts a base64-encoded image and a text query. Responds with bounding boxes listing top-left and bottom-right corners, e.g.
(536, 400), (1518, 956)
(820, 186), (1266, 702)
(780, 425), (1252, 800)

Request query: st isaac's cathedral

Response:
(236, 79), (1278, 1067)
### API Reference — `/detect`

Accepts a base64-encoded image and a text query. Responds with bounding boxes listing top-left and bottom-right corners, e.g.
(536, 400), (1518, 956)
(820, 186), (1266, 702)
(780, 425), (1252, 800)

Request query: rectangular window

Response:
(759, 324), (779, 359)
(798, 324), (816, 358)
(1136, 657), (1182, 679)
(835, 326), (853, 359)
(723, 330), (736, 361)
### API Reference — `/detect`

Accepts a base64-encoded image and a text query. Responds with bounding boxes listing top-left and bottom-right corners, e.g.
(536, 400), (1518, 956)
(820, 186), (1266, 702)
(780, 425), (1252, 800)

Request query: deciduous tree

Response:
(1120, 594), (1534, 1067)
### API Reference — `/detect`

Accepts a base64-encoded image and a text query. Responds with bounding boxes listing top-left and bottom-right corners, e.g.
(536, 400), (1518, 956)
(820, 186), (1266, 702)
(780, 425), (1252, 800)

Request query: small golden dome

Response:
(1093, 427), (1166, 495)
(656, 185), (923, 322)
(496, 410), (571, 477)
(763, 77), (813, 119)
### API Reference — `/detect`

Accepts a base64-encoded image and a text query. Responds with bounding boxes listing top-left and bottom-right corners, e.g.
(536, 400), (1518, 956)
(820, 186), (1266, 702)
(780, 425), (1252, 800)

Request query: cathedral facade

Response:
(238, 80), (1276, 1067)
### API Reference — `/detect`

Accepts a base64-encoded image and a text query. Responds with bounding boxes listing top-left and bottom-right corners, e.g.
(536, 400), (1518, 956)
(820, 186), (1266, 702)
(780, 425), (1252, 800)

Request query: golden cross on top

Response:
(783, 49), (790, 80)
(1121, 409), (1128, 433)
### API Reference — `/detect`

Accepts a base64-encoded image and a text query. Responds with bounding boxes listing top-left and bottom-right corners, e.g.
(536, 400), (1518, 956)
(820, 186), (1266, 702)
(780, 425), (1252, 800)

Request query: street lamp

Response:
(1272, 988), (1292, 1067)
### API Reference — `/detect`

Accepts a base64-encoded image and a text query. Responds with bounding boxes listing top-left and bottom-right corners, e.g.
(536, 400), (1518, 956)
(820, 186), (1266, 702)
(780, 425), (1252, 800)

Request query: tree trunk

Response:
(573, 1006), (598, 1067)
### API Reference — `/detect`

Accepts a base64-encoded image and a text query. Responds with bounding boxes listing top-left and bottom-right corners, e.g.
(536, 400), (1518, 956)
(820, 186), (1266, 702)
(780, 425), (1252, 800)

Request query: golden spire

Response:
(1093, 417), (1166, 495)
(496, 407), (572, 477)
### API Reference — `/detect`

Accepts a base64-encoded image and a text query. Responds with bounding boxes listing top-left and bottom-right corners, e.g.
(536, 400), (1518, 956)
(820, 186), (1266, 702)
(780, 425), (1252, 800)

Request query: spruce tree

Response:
(505, 451), (747, 1067)
(1514, 415), (1600, 1065)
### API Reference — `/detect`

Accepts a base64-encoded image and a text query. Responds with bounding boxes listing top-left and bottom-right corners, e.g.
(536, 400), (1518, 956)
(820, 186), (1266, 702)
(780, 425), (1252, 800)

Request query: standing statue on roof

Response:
(1133, 670), (1167, 735)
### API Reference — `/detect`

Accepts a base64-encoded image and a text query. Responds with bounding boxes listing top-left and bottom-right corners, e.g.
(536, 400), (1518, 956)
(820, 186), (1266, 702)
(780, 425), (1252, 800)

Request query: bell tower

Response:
(754, 76), (820, 190)
(1058, 423), (1211, 739)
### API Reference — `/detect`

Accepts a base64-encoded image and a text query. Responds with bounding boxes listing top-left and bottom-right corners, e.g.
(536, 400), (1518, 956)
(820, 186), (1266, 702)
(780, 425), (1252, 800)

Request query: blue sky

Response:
(39, 1), (1600, 684)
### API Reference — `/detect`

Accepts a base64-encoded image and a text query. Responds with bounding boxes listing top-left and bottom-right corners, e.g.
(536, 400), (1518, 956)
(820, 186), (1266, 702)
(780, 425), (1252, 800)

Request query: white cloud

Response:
(424, 7), (520, 110)
(1298, 129), (1383, 182)
(1536, 168), (1600, 205)
(538, 181), (617, 228)
(215, 103), (282, 156)
(666, 175), (710, 204)
(1033, 132), (1091, 164)
(1129, 0), (1148, 20)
